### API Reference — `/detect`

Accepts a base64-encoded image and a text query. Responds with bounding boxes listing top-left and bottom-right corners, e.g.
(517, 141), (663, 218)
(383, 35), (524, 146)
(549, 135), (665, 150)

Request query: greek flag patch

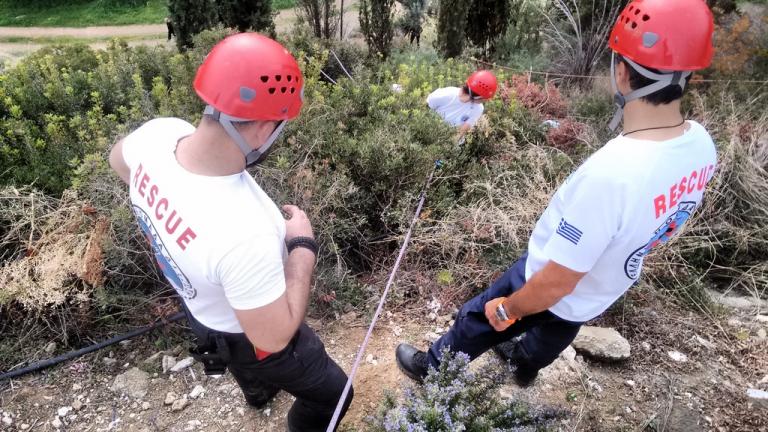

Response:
(556, 218), (583, 245)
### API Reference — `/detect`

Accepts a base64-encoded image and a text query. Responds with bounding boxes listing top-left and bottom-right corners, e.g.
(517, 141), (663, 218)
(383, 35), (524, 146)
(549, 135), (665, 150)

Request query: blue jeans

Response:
(428, 253), (584, 374)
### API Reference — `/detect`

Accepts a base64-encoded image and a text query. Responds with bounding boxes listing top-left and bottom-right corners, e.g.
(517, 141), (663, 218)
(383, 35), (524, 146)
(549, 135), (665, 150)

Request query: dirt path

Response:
(0, 4), (359, 64)
(1, 290), (766, 432)
(0, 25), (166, 38)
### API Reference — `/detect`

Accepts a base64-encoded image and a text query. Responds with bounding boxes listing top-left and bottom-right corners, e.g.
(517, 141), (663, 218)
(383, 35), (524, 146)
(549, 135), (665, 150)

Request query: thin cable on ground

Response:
(468, 56), (768, 85)
(330, 49), (354, 81)
(0, 312), (185, 382)
(325, 160), (442, 432)
(319, 68), (338, 85)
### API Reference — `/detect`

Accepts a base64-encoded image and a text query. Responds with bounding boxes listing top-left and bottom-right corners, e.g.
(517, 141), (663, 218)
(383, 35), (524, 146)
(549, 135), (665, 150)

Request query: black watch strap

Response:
(286, 236), (318, 255)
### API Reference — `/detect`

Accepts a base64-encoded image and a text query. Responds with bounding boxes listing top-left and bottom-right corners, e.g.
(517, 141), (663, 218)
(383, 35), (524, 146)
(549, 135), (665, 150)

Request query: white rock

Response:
(757, 328), (767, 339)
(747, 388), (768, 399)
(164, 392), (178, 405)
(52, 417), (63, 428)
(641, 342), (651, 351)
(20, 423), (29, 430)
(263, 408), (271, 416)
(141, 402), (151, 411)
(189, 385), (205, 399)
(625, 406), (632, 414)
(668, 351), (688, 362)
(72, 383), (82, 391)
(57, 407), (72, 417)
(110, 368), (150, 399)
(758, 375), (768, 385)
(171, 397), (189, 412)
(694, 335), (716, 350)
(119, 340), (131, 347)
(572, 326), (631, 361)
(625, 380), (636, 387)
(143, 352), (164, 365)
(171, 357), (195, 373)
(102, 357), (117, 366)
(365, 354), (374, 364)
(236, 407), (245, 416)
(1, 417), (11, 426)
(392, 326), (402, 337)
(162, 355), (177, 373)
(45, 342), (57, 354)
(72, 400), (84, 411)
(424, 332), (440, 343)
(185, 420), (202, 431)
(755, 315), (768, 323)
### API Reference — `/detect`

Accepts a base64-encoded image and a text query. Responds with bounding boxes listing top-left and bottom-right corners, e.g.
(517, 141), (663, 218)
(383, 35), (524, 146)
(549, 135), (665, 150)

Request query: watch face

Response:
(495, 304), (507, 322)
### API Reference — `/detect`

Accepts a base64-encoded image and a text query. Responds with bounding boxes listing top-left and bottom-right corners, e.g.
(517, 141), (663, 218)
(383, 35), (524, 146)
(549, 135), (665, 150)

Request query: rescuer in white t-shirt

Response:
(396, 0), (718, 387)
(426, 70), (498, 140)
(109, 34), (352, 432)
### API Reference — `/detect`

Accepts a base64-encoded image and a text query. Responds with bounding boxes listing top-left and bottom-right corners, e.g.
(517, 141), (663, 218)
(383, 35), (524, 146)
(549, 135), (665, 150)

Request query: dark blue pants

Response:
(428, 253), (584, 374)
(183, 306), (352, 432)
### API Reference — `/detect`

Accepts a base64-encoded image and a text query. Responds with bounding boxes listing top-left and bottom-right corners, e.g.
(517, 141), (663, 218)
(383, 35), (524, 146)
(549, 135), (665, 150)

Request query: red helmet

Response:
(194, 33), (304, 121)
(609, 0), (714, 71)
(466, 70), (498, 100)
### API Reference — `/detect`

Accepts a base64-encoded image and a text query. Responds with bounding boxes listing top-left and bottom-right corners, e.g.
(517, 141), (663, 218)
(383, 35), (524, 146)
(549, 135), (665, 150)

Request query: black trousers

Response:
(428, 253), (584, 375)
(184, 308), (353, 432)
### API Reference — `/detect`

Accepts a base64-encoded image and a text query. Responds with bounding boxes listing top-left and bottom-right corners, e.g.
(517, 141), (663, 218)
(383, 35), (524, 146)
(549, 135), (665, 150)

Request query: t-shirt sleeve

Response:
(542, 172), (623, 273)
(121, 118), (193, 171)
(426, 88), (453, 109)
(217, 234), (287, 310)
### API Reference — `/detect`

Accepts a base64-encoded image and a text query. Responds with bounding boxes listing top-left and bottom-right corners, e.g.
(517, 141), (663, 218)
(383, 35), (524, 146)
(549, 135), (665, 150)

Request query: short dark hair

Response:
(622, 59), (692, 106)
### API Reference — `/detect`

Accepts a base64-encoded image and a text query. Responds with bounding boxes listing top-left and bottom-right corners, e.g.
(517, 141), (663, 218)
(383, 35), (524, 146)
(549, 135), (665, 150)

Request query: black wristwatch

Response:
(286, 236), (319, 255)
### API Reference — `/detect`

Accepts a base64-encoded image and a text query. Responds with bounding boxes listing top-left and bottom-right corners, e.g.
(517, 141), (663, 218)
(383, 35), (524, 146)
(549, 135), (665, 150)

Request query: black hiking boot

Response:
(396, 343), (429, 382)
(493, 339), (538, 388)
(243, 385), (280, 408)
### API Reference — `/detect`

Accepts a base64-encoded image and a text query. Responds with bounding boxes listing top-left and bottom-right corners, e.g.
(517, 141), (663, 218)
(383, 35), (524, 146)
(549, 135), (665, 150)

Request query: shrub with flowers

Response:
(368, 349), (564, 431)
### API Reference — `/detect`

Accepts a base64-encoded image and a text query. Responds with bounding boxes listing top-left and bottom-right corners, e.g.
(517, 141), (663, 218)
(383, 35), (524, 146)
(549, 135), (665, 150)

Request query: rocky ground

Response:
(1, 285), (767, 431)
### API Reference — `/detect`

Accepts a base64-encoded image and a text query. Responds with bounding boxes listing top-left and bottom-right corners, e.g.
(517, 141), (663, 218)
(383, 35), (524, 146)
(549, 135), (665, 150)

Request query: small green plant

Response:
(367, 349), (564, 431)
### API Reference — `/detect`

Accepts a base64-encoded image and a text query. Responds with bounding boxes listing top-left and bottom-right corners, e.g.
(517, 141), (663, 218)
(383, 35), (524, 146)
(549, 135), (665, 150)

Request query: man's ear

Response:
(616, 61), (632, 94)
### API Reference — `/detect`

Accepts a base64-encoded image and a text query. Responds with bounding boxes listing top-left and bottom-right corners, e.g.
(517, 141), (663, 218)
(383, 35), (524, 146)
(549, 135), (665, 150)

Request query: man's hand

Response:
(484, 297), (516, 332)
(282, 205), (314, 241)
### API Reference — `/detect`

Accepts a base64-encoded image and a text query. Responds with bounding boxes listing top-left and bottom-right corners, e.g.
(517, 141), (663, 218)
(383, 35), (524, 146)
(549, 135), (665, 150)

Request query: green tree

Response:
(168, 0), (218, 51)
(359, 0), (395, 58)
(436, 0), (472, 58)
(466, 0), (510, 58)
(217, 0), (275, 36)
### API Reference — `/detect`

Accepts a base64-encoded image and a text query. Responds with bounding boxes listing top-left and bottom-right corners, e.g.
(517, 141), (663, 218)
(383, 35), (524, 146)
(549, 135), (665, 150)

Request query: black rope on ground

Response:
(0, 312), (186, 382)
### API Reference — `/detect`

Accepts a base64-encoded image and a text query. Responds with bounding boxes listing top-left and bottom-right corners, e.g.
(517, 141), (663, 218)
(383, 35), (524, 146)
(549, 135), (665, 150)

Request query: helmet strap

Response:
(203, 105), (287, 167)
(608, 52), (692, 131)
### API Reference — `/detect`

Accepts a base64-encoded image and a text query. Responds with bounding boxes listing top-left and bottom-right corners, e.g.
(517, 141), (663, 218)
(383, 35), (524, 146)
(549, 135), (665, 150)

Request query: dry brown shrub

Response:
(0, 188), (105, 309)
(411, 144), (572, 292)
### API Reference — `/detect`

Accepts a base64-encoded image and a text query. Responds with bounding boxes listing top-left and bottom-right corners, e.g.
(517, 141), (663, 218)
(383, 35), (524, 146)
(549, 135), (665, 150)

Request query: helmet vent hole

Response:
(275, 75), (282, 82)
(642, 14), (650, 21)
(280, 87), (287, 93)
(628, 4), (633, 11)
(634, 9), (640, 15)
(287, 75), (292, 82)
(290, 87), (296, 94)
(260, 76), (269, 83)
(269, 88), (276, 95)
(631, 21), (637, 29)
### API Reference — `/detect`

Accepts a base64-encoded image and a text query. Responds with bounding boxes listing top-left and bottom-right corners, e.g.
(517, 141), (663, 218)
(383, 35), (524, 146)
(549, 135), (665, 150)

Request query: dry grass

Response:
(0, 188), (103, 309)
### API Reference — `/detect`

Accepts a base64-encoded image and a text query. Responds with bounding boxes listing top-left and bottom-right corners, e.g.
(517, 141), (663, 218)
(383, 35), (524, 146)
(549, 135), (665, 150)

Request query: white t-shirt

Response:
(426, 87), (484, 127)
(526, 121), (717, 322)
(122, 118), (287, 333)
